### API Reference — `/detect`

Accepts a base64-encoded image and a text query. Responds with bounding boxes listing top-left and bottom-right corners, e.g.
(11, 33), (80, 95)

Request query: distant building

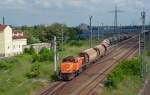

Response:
(78, 23), (150, 38)
(23, 43), (51, 53)
(0, 24), (27, 57)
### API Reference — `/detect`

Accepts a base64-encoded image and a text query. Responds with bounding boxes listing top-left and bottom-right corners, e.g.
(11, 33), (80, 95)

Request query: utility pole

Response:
(140, 11), (146, 80)
(110, 5), (123, 33)
(101, 23), (104, 40)
(114, 6), (118, 32)
(61, 25), (64, 59)
(89, 16), (93, 48)
(97, 23), (100, 41)
(53, 36), (57, 75)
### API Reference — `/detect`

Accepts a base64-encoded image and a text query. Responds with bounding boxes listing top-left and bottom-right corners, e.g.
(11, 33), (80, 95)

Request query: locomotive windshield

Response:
(62, 56), (76, 63)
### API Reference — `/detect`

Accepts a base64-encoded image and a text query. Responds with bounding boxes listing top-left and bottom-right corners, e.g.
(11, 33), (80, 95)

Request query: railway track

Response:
(36, 36), (139, 95)
(77, 42), (138, 95)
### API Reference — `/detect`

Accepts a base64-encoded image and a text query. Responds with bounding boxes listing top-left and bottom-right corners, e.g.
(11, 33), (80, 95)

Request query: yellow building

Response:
(0, 25), (13, 57)
(0, 24), (27, 57)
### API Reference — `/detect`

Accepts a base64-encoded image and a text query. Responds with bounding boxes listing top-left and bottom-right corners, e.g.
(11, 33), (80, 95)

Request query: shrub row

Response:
(105, 58), (140, 88)
(24, 47), (54, 62)
(24, 47), (54, 78)
(0, 57), (19, 70)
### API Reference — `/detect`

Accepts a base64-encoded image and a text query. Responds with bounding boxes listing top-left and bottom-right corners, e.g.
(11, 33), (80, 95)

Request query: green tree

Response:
(26, 62), (40, 78)
(17, 23), (79, 44)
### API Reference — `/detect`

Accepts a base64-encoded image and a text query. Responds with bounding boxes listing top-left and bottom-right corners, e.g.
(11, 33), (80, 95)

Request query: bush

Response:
(32, 54), (40, 63)
(105, 58), (140, 88)
(0, 60), (12, 70)
(0, 57), (19, 70)
(24, 46), (36, 55)
(147, 50), (150, 56)
(104, 75), (117, 88)
(39, 48), (54, 62)
(26, 62), (40, 78)
(29, 46), (36, 55)
(24, 48), (30, 54)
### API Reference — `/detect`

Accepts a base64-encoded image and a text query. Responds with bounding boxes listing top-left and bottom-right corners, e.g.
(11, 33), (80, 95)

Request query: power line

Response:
(110, 5), (124, 32)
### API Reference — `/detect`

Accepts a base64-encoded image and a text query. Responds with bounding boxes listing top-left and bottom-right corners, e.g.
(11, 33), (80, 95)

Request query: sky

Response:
(0, 0), (150, 26)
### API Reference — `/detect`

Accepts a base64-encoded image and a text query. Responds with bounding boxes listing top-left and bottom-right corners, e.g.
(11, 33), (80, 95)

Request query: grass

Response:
(62, 39), (99, 57)
(0, 54), (54, 95)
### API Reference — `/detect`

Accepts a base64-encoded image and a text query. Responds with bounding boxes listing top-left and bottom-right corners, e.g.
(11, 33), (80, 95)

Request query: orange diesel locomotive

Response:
(59, 34), (131, 80)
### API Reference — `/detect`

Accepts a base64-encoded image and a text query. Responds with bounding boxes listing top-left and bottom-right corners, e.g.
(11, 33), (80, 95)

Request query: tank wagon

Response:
(59, 34), (131, 80)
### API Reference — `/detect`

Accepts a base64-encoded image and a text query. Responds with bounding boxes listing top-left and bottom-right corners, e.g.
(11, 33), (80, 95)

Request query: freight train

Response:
(59, 34), (131, 80)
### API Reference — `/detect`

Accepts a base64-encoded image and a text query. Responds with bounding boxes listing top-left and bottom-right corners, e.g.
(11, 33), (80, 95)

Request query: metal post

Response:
(101, 23), (104, 40)
(61, 25), (64, 59)
(140, 11), (146, 80)
(98, 24), (100, 41)
(114, 6), (118, 33)
(54, 36), (57, 73)
(89, 16), (93, 48)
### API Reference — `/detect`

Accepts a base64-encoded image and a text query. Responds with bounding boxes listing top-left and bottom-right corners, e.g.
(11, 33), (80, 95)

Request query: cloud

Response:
(0, 0), (150, 26)
(0, 0), (148, 10)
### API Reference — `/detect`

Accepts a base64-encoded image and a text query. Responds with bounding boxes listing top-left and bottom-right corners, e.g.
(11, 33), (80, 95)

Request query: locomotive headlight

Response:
(66, 65), (73, 71)
(67, 68), (70, 71)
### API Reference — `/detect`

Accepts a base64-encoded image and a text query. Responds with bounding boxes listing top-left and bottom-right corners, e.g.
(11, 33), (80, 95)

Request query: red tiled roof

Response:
(12, 31), (27, 39)
(12, 36), (26, 39)
(0, 24), (7, 32)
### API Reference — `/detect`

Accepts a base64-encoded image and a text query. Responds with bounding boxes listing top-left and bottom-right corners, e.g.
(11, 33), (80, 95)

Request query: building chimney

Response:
(3, 16), (5, 25)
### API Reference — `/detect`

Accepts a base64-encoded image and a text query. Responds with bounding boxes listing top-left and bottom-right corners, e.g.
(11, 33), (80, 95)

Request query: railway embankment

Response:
(102, 33), (150, 95)
(101, 57), (144, 95)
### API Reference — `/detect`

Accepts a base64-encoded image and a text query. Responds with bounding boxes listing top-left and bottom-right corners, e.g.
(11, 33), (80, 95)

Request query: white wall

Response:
(12, 39), (27, 55)
(4, 26), (13, 57)
(0, 31), (5, 56)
